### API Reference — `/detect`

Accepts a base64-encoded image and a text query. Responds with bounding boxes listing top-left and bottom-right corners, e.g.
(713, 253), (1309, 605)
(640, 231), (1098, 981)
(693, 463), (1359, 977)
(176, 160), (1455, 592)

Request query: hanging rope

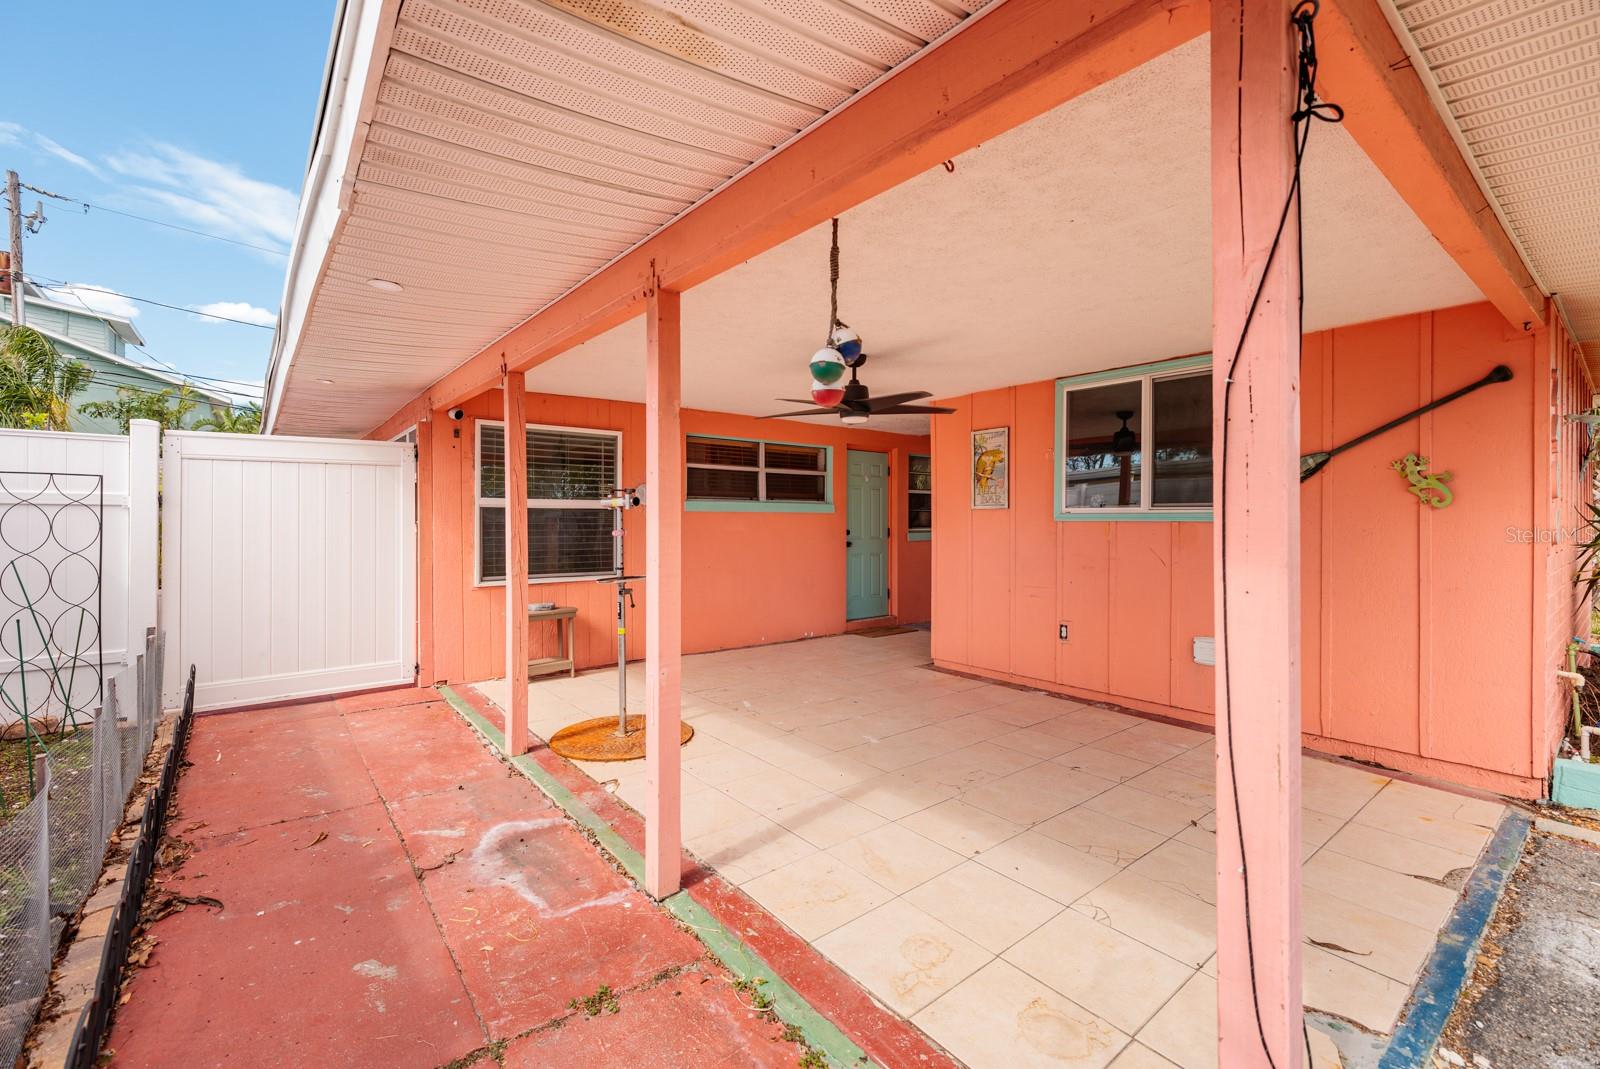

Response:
(827, 217), (849, 342)
(1217, 3), (1341, 1067)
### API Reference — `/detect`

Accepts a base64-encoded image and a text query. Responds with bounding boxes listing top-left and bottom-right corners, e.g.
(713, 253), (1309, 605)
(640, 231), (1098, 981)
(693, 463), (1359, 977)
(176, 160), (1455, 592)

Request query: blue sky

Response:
(3, 2), (337, 403)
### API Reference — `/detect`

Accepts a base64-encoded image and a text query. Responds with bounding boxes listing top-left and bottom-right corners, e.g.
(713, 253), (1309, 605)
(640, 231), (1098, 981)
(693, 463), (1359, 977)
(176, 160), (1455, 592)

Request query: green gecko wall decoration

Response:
(1392, 453), (1453, 509)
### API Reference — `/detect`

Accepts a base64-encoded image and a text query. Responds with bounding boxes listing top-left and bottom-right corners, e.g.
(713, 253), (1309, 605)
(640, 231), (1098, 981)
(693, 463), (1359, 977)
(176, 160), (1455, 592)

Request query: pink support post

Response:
(1211, 1), (1304, 1066)
(644, 284), (684, 900)
(503, 369), (531, 757)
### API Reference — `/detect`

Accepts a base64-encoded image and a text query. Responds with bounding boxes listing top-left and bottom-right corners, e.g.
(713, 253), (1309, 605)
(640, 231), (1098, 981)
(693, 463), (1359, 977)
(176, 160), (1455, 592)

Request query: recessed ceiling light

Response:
(366, 278), (403, 292)
(317, 378), (335, 385)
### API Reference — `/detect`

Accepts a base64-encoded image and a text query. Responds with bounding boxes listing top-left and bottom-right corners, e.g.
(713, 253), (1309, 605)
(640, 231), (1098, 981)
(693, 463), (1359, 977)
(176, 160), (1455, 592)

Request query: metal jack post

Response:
(599, 486), (644, 738)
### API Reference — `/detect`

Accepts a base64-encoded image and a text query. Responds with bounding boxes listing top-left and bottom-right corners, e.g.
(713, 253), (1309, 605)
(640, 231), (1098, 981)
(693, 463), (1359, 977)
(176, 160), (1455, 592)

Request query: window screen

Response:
(686, 436), (827, 504)
(477, 422), (620, 582)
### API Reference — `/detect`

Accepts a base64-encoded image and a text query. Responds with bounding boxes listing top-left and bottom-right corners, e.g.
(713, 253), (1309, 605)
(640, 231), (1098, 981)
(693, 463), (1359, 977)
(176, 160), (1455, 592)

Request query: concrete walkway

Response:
(105, 688), (807, 1069)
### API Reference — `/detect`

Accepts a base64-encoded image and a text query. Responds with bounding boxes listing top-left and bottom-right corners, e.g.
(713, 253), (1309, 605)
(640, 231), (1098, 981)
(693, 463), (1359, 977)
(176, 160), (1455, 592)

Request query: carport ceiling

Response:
(527, 36), (1484, 435)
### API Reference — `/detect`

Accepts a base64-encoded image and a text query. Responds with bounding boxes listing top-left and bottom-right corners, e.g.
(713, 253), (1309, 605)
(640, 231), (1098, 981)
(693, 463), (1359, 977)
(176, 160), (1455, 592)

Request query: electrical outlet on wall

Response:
(1058, 623), (1069, 641)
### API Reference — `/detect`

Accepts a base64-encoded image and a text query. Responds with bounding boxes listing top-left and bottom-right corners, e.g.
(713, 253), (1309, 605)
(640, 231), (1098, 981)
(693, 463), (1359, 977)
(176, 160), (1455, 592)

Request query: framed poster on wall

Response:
(971, 427), (1009, 509)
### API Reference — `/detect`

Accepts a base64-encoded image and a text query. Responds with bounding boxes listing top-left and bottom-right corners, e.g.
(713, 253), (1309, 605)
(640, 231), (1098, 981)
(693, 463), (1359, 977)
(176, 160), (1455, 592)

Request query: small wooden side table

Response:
(527, 605), (578, 678)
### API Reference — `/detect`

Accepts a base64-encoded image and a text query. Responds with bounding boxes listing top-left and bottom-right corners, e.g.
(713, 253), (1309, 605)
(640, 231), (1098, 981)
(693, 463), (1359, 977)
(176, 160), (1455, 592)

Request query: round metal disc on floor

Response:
(547, 715), (693, 761)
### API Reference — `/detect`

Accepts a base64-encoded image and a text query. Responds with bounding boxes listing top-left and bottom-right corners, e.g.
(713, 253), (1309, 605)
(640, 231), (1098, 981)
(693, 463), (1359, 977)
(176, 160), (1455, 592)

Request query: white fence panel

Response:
(162, 431), (415, 711)
(0, 422), (158, 725)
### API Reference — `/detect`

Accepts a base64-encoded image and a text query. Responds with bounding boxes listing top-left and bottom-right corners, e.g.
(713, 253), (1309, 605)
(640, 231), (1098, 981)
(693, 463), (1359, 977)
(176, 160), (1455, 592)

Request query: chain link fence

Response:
(0, 631), (164, 1066)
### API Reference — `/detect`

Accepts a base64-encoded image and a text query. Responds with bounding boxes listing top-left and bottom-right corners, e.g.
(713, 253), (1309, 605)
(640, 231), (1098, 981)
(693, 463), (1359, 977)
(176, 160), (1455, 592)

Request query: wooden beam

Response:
(404, 0), (1207, 417)
(1211, 1), (1304, 1065)
(1317, 0), (1544, 328)
(503, 370), (530, 756)
(643, 284), (684, 900)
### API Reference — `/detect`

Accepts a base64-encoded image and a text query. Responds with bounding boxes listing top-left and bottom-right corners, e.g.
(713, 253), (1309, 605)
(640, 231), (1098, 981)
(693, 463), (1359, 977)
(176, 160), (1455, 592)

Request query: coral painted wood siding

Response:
(416, 392), (931, 684)
(933, 303), (1564, 794)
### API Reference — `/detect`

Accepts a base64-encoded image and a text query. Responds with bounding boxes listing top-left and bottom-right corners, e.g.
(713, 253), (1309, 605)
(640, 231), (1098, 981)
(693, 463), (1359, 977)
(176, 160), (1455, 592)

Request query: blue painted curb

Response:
(1376, 808), (1532, 1069)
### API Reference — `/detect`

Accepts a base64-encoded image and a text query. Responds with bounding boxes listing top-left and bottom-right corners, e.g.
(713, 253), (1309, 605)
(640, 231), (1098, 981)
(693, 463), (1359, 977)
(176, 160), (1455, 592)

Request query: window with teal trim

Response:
(686, 436), (827, 504)
(1059, 362), (1212, 515)
(908, 454), (932, 534)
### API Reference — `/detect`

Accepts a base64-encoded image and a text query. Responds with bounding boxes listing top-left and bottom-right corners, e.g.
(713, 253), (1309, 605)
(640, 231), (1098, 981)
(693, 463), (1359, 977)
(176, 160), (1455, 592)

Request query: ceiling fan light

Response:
(840, 412), (869, 425)
(811, 381), (845, 407)
(1111, 410), (1137, 456)
(810, 347), (846, 385)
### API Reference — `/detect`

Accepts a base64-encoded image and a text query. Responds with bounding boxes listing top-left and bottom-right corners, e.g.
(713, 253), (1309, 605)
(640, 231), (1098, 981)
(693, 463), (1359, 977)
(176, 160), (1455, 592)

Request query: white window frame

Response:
(685, 435), (832, 508)
(1055, 355), (1213, 521)
(474, 419), (623, 586)
(907, 453), (932, 539)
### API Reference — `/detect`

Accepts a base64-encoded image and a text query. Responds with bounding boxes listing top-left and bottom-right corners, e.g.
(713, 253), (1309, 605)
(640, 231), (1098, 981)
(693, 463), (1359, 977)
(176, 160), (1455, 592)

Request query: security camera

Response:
(448, 408), (465, 421)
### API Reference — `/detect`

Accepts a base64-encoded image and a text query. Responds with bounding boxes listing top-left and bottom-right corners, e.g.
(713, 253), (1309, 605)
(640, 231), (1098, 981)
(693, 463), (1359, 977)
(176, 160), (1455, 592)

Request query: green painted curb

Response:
(436, 686), (880, 1069)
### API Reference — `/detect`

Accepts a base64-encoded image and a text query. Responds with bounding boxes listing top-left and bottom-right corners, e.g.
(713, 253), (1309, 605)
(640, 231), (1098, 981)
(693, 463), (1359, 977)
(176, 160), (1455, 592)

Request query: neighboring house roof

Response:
(16, 294), (145, 347)
(24, 323), (233, 406)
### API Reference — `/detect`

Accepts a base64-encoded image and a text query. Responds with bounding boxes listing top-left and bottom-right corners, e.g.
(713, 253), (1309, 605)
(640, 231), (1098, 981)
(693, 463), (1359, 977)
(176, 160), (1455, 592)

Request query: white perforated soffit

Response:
(276, 0), (997, 437)
(1384, 0), (1600, 350)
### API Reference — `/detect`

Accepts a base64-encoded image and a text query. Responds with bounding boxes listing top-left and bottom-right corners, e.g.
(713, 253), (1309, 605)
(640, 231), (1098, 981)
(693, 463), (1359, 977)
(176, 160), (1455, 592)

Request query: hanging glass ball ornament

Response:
(810, 379), (845, 407)
(809, 347), (846, 385)
(829, 326), (863, 365)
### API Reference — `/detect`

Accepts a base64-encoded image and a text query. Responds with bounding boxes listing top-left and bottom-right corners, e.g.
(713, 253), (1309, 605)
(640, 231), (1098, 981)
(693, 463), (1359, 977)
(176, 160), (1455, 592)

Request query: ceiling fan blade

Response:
(776, 398), (825, 405)
(759, 408), (841, 418)
(874, 404), (958, 415)
(863, 391), (932, 411)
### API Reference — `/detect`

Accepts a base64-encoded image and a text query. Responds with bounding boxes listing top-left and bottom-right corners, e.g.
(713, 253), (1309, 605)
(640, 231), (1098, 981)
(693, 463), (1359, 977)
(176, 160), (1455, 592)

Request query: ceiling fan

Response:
(761, 356), (954, 424)
(762, 216), (954, 425)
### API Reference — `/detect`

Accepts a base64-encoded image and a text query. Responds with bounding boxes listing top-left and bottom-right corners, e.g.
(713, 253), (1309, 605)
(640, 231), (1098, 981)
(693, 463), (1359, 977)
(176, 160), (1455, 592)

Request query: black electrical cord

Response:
(1217, 2), (1341, 1066)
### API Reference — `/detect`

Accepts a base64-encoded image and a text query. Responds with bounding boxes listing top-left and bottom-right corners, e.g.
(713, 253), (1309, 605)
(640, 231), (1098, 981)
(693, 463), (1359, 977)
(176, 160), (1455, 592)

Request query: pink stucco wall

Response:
(414, 390), (932, 685)
(930, 302), (1591, 798)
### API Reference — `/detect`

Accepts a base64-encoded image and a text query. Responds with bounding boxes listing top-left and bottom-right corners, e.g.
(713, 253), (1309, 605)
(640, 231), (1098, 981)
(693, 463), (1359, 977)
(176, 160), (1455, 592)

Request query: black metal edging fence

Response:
(65, 664), (196, 1069)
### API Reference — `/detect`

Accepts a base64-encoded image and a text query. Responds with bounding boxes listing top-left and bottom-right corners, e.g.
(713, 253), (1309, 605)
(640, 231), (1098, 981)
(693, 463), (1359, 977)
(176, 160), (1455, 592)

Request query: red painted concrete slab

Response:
(109, 688), (807, 1069)
(110, 801), (484, 1069)
(385, 761), (704, 1036)
(501, 968), (797, 1068)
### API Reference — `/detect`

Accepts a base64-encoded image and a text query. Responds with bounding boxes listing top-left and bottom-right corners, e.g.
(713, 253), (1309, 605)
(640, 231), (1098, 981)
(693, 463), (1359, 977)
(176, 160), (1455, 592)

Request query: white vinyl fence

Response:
(161, 431), (415, 711)
(0, 423), (158, 728)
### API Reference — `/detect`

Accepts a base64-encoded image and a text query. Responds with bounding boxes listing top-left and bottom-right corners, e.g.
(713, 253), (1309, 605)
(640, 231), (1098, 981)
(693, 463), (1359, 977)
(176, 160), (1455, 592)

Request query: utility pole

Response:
(5, 169), (23, 326)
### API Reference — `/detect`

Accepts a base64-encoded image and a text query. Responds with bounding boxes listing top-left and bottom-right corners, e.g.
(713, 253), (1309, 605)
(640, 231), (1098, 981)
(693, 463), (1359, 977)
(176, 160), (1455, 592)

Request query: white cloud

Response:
(0, 122), (21, 146)
(41, 282), (140, 321)
(190, 301), (277, 327)
(108, 144), (297, 251)
(33, 134), (104, 178)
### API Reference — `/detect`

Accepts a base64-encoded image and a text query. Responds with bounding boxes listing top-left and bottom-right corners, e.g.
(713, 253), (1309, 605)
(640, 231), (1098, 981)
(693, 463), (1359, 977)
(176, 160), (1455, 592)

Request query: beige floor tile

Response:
(985, 697), (1071, 729)
(1072, 871), (1217, 968)
(845, 724), (969, 772)
(813, 899), (991, 1015)
(1301, 944), (1410, 1034)
(1135, 972), (1217, 1069)
(721, 767), (827, 809)
(1300, 760), (1391, 820)
(923, 685), (1020, 715)
(683, 747), (782, 786)
(963, 766), (1118, 826)
(1093, 729), (1196, 765)
(1358, 779), (1504, 830)
(903, 799), (1026, 856)
(769, 793), (888, 849)
(680, 788), (762, 839)
(1034, 806), (1167, 868)
(1004, 910), (1193, 1035)
(1301, 850), (1459, 930)
(940, 712), (1022, 742)
(837, 772), (959, 820)
(1160, 746), (1217, 779)
(1107, 1044), (1182, 1069)
(685, 814), (817, 884)
(1322, 821), (1478, 881)
(1350, 787), (1497, 855)
(915, 960), (1129, 1069)
(740, 732), (831, 765)
(1119, 721), (1210, 749)
(1123, 768), (1215, 810)
(1301, 887), (1437, 983)
(991, 727), (1084, 760)
(1040, 709), (1146, 743)
(976, 829), (1120, 904)
(1126, 841), (1217, 905)
(742, 853), (894, 940)
(793, 715), (889, 752)
(1055, 747), (1157, 783)
(904, 861), (1064, 953)
(1083, 784), (1212, 836)
(900, 743), (1037, 792)
(827, 821), (966, 893)
(784, 751), (883, 792)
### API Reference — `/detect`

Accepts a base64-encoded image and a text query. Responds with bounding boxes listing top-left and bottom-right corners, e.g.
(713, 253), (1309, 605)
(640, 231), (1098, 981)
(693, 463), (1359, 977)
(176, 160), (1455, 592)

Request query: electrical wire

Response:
(1216, 3), (1342, 1066)
(24, 272), (276, 329)
(19, 183), (289, 257)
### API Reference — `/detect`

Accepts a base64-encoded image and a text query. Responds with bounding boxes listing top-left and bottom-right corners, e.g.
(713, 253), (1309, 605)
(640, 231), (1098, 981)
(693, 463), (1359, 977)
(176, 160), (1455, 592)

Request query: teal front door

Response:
(846, 450), (890, 620)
